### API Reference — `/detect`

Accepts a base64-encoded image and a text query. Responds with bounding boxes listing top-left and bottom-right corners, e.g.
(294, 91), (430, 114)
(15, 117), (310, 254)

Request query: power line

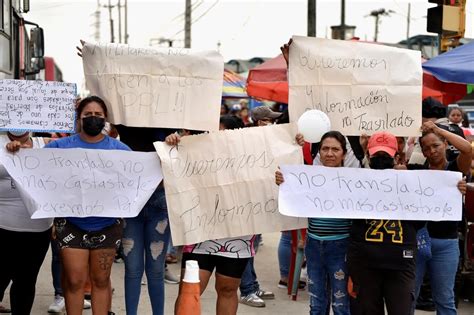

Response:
(171, 0), (204, 22)
(171, 0), (220, 39)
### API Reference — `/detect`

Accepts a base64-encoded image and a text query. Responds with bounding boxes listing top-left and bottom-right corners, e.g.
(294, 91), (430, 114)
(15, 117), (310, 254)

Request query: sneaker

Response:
(83, 299), (91, 309)
(239, 293), (265, 307)
(141, 276), (147, 285)
(301, 266), (308, 282)
(255, 289), (275, 300)
(48, 295), (65, 313)
(164, 268), (180, 284)
(278, 280), (306, 290)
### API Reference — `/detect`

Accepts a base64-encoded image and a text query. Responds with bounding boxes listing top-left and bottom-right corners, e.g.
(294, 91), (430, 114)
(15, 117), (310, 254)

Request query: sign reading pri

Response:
(288, 36), (422, 136)
(154, 124), (307, 246)
(0, 148), (163, 219)
(82, 42), (224, 131)
(0, 79), (76, 133)
(279, 165), (462, 221)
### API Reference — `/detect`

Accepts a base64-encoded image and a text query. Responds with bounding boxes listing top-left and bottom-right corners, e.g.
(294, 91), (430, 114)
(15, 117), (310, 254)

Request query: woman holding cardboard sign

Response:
(276, 131), (352, 315)
(411, 121), (472, 315)
(169, 116), (257, 315)
(7, 96), (130, 315)
(0, 130), (51, 315)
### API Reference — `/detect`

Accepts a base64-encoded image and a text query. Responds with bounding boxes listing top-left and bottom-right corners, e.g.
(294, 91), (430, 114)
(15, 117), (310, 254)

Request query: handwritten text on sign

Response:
(288, 36), (422, 136)
(154, 124), (307, 246)
(278, 165), (462, 221)
(82, 42), (224, 131)
(0, 148), (163, 219)
(0, 79), (76, 133)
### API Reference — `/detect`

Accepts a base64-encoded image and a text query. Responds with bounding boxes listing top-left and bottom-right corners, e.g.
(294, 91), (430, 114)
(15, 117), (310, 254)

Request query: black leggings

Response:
(0, 228), (51, 315)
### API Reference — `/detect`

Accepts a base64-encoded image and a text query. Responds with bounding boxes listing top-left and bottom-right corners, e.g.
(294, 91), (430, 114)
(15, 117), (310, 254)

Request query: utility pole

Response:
(367, 8), (394, 42)
(107, 0), (115, 43)
(307, 0), (316, 37)
(93, 0), (101, 42)
(184, 0), (192, 48)
(118, 0), (122, 43)
(340, 0), (345, 39)
(124, 0), (128, 43)
(406, 2), (411, 40)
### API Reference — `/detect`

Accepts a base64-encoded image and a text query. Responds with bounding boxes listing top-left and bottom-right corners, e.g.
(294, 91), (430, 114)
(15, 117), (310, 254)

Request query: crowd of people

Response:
(0, 41), (472, 315)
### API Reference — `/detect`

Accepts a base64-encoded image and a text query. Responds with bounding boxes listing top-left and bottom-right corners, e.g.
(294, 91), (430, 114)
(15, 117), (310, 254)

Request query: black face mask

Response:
(369, 156), (395, 170)
(82, 116), (105, 136)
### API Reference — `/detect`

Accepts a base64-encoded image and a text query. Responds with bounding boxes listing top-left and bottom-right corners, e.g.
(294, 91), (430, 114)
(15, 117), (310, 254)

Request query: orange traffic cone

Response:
(175, 260), (201, 315)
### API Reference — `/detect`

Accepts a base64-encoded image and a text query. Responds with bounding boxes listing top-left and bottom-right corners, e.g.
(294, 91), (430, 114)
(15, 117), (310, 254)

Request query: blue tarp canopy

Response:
(422, 41), (474, 84)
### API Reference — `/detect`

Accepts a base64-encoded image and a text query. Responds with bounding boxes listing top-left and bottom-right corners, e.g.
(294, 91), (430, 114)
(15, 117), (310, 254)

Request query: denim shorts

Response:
(54, 218), (123, 250)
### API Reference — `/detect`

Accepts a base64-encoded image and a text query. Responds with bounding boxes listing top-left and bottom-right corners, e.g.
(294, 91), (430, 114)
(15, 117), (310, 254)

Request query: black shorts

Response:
(54, 218), (123, 250)
(182, 252), (250, 279)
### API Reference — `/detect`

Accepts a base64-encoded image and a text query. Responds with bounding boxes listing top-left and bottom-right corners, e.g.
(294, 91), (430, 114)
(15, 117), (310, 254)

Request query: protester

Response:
(412, 121), (472, 315)
(113, 124), (178, 315)
(276, 131), (352, 315)
(170, 117), (255, 315)
(347, 131), (422, 315)
(7, 96), (129, 315)
(250, 106), (281, 126)
(220, 104), (229, 116)
(448, 106), (464, 126)
(0, 131), (51, 315)
(237, 106), (280, 308)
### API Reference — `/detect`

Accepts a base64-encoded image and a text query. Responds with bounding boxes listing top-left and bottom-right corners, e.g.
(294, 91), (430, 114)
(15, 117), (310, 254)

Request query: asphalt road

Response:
(3, 232), (474, 314)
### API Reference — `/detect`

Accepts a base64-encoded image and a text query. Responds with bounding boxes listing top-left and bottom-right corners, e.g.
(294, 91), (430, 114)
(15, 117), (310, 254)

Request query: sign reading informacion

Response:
(154, 123), (307, 246)
(288, 36), (422, 136)
(0, 148), (163, 219)
(82, 42), (224, 131)
(279, 165), (462, 221)
(0, 79), (76, 133)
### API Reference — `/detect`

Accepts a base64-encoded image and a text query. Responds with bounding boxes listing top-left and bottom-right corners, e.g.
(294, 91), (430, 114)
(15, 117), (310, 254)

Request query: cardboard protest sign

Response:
(289, 36), (422, 136)
(154, 124), (307, 246)
(0, 79), (76, 133)
(82, 42), (224, 131)
(0, 148), (163, 219)
(279, 165), (462, 221)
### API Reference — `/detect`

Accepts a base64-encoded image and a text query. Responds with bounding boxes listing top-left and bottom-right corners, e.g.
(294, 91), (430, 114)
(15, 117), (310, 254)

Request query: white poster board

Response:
(0, 79), (76, 133)
(82, 42), (224, 131)
(154, 124), (307, 246)
(0, 148), (163, 218)
(289, 36), (422, 136)
(279, 165), (462, 221)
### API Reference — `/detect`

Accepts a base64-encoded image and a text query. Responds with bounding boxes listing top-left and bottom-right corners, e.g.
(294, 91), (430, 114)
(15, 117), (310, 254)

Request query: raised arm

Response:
(422, 121), (472, 175)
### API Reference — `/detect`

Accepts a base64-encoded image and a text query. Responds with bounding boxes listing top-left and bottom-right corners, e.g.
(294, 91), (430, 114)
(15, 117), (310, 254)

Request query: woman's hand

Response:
(295, 133), (305, 147)
(280, 38), (292, 67)
(165, 133), (181, 146)
(76, 39), (85, 57)
(275, 170), (285, 186)
(6, 140), (31, 152)
(421, 121), (441, 134)
(457, 177), (467, 195)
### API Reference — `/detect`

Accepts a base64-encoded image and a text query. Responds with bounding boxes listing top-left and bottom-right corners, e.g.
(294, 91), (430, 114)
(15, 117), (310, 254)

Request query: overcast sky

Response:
(26, 0), (474, 91)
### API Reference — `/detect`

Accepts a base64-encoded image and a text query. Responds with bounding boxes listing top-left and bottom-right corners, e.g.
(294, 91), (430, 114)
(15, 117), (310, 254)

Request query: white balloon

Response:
(297, 110), (331, 143)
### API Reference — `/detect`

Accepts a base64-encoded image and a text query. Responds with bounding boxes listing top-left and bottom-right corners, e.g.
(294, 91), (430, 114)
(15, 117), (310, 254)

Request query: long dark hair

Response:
(319, 131), (347, 155)
(76, 96), (108, 117)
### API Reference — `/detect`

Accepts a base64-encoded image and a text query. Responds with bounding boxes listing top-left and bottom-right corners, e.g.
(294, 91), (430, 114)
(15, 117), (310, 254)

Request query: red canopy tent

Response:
(245, 55), (288, 104)
(246, 54), (467, 105)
